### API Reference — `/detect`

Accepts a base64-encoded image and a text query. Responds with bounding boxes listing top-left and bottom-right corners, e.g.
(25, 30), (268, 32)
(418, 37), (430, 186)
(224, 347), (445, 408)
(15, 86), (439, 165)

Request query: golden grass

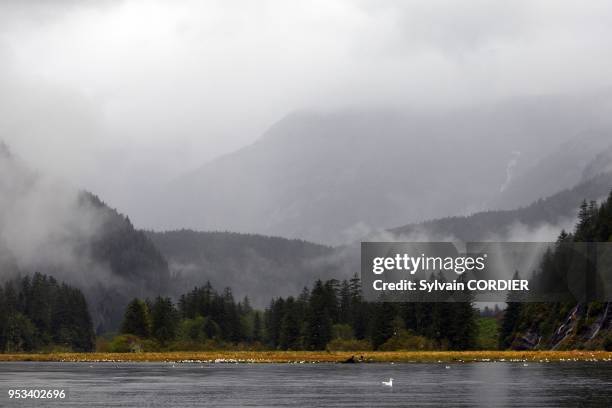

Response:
(1, 350), (611, 363)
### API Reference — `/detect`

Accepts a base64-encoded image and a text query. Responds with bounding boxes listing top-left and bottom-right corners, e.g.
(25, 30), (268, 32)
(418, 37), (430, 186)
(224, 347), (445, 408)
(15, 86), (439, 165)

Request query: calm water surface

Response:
(1, 361), (610, 407)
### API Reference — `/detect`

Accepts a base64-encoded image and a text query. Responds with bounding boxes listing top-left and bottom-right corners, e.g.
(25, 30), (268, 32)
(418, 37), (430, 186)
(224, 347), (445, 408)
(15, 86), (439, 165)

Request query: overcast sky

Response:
(2, 0), (612, 221)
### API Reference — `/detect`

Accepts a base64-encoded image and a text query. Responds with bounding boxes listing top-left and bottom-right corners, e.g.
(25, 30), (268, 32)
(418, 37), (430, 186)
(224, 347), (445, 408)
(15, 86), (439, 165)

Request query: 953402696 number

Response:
(8, 389), (66, 399)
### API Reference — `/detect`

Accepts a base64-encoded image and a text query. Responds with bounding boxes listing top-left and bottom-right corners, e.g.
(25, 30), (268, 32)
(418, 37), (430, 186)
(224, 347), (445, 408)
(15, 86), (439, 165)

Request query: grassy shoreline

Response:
(1, 350), (611, 363)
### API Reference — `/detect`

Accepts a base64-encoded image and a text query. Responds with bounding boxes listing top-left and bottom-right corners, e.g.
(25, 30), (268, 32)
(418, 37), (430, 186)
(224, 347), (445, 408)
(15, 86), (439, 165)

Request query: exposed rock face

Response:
(588, 303), (612, 341)
(512, 302), (611, 350)
(550, 304), (584, 350)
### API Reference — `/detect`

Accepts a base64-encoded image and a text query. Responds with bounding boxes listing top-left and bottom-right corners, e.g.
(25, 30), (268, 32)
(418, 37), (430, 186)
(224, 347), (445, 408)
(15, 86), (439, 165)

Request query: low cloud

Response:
(1, 0), (612, 227)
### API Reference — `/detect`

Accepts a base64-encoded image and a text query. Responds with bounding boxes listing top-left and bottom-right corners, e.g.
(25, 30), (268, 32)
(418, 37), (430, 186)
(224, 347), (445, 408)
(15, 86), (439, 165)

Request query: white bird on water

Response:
(382, 378), (393, 387)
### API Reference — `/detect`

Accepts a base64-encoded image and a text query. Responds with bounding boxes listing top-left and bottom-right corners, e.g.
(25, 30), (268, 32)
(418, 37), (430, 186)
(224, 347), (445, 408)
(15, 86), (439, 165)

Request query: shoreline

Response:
(1, 350), (611, 364)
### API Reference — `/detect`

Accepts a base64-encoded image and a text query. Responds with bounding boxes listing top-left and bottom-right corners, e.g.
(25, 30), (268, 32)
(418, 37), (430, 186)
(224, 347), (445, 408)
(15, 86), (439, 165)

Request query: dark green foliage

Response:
(177, 283), (253, 343)
(120, 299), (151, 338)
(499, 190), (612, 350)
(0, 273), (95, 352)
(304, 280), (333, 350)
(1, 313), (36, 352)
(252, 312), (262, 342)
(279, 297), (302, 350)
(112, 272), (481, 351)
(179, 316), (206, 342)
(604, 335), (612, 351)
(499, 301), (522, 349)
(338, 280), (351, 325)
(477, 317), (499, 350)
(264, 297), (285, 348)
(150, 297), (178, 345)
(370, 302), (396, 349)
(122, 283), (259, 347)
(265, 275), (478, 351)
(201, 317), (220, 340)
(146, 229), (334, 308)
(348, 275), (368, 340)
(448, 300), (478, 350)
(85, 194), (169, 289)
(80, 193), (171, 334)
(219, 288), (243, 342)
(499, 272), (523, 349)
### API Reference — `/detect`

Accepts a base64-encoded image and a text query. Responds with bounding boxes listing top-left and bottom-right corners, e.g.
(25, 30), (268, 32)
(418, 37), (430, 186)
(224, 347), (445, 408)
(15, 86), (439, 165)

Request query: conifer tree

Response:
(121, 298), (151, 338)
(304, 280), (333, 350)
(265, 298), (285, 348)
(151, 297), (178, 345)
(371, 302), (395, 349)
(499, 271), (523, 349)
(252, 311), (262, 342)
(279, 297), (301, 350)
(338, 280), (351, 325)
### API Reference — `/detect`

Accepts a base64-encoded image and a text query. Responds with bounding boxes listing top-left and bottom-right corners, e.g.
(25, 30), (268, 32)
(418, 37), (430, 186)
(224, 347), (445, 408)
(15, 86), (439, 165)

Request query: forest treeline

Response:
(94, 191), (612, 352)
(0, 273), (95, 352)
(2, 193), (612, 353)
(146, 229), (337, 311)
(0, 273), (480, 353)
(104, 276), (479, 352)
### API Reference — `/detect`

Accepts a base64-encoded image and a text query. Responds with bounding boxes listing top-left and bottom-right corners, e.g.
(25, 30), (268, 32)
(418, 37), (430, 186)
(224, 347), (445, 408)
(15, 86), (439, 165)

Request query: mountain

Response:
(0, 143), (171, 333)
(146, 230), (348, 307)
(82, 193), (171, 332)
(149, 94), (612, 244)
(491, 132), (612, 210)
(583, 144), (612, 181)
(390, 172), (612, 242)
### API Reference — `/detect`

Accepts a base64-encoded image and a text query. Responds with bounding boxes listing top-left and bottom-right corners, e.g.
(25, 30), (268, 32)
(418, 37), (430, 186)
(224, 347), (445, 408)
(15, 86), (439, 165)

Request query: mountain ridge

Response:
(147, 94), (612, 244)
(390, 172), (612, 242)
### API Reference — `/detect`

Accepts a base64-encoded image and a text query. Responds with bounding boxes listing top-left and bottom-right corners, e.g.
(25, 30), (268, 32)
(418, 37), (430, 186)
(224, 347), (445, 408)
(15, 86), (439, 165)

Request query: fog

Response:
(0, 143), (124, 326)
(0, 144), (104, 280)
(2, 0), (612, 232)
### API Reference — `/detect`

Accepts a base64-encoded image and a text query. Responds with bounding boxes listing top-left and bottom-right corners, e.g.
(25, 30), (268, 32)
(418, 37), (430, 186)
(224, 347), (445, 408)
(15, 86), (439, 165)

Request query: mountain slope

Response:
(491, 133), (612, 210)
(0, 143), (171, 333)
(150, 94), (612, 244)
(80, 193), (171, 332)
(502, 193), (612, 350)
(390, 172), (612, 241)
(146, 230), (343, 307)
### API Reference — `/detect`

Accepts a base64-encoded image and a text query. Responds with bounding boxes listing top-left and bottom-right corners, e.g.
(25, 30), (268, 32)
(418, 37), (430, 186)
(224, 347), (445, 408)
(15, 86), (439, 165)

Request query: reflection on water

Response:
(0, 361), (610, 407)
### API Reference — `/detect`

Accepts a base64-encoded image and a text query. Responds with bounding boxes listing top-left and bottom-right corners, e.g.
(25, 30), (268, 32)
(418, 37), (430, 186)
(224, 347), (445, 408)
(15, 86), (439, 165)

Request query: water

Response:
(1, 362), (611, 407)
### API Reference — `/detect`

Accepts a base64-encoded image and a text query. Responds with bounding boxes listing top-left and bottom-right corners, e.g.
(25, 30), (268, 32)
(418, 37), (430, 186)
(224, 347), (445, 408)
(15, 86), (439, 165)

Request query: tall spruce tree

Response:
(305, 280), (333, 350)
(151, 297), (178, 345)
(499, 271), (524, 349)
(121, 298), (151, 338)
(371, 302), (395, 349)
(252, 311), (262, 342)
(279, 297), (302, 350)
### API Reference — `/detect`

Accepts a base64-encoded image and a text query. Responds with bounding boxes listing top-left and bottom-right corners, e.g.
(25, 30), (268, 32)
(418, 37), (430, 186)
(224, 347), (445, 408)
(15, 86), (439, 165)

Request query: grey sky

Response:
(1, 0), (612, 223)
